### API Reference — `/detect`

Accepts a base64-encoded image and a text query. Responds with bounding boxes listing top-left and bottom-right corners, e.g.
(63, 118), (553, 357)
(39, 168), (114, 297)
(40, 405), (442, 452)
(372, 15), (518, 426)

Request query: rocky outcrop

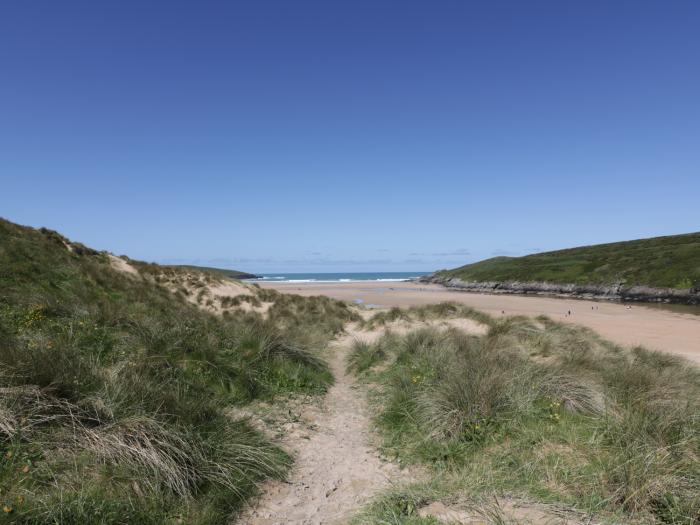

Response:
(420, 275), (700, 305)
(234, 272), (260, 280)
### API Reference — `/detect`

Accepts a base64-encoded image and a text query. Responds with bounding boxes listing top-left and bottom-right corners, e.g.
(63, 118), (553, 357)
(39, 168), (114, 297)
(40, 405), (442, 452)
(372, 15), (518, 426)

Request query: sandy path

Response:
(260, 281), (700, 363)
(239, 330), (405, 524)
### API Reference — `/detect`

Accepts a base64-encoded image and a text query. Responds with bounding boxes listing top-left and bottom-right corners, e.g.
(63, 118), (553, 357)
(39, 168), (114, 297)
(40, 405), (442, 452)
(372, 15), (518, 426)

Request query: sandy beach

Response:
(260, 280), (700, 363)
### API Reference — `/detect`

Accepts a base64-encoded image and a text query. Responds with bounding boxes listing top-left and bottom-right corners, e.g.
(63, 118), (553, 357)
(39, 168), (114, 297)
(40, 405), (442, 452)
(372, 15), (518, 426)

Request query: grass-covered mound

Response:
(351, 305), (700, 524)
(360, 302), (493, 331)
(0, 218), (356, 523)
(436, 232), (700, 289)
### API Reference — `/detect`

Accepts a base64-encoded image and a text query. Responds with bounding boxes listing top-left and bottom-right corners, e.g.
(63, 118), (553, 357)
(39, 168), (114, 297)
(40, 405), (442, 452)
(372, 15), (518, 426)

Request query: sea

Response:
(250, 272), (429, 283)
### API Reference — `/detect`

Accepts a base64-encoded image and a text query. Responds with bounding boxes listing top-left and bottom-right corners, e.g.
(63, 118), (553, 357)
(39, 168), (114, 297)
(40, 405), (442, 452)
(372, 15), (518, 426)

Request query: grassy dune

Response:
(351, 304), (700, 524)
(0, 218), (356, 523)
(436, 232), (700, 289)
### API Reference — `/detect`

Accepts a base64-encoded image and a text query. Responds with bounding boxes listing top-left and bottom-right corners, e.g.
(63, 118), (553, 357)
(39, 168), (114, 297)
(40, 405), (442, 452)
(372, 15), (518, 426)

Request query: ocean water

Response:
(251, 272), (428, 283)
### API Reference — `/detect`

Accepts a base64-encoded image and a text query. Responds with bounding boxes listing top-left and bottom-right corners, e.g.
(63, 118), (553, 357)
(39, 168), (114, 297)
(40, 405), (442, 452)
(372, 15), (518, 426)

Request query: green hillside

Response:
(168, 265), (258, 280)
(0, 218), (356, 523)
(436, 232), (700, 289)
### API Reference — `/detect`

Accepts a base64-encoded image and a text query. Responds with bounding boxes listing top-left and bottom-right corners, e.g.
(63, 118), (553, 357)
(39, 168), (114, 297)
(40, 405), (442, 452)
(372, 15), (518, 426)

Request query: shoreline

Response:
(259, 280), (700, 363)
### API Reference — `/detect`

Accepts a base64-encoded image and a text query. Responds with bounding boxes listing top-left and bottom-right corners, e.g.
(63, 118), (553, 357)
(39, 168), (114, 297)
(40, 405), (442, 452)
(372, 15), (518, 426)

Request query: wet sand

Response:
(260, 281), (700, 364)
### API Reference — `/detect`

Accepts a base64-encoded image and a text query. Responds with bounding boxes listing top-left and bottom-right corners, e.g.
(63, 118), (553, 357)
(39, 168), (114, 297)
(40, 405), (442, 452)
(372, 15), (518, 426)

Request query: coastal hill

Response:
(428, 232), (700, 303)
(168, 264), (258, 280)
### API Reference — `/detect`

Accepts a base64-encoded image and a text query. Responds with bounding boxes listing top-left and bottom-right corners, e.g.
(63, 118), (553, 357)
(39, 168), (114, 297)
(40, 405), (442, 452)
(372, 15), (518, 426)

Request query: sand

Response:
(239, 326), (409, 525)
(259, 281), (700, 364)
(107, 254), (139, 275)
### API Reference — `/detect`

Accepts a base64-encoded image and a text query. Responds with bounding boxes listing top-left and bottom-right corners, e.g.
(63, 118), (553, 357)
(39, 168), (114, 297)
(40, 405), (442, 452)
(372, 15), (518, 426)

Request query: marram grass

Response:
(354, 306), (700, 524)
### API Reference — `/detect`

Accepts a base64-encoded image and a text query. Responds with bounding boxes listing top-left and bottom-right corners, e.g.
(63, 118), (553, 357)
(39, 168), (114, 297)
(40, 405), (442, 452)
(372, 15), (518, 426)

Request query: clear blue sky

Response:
(1, 1), (698, 273)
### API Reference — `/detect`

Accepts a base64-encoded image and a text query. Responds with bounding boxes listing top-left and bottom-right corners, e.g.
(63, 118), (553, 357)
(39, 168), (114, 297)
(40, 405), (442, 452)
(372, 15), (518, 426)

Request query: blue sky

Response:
(1, 1), (699, 273)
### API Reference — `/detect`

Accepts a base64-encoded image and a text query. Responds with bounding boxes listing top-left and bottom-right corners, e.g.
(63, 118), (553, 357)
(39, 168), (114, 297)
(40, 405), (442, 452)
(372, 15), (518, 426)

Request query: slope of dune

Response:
(0, 217), (357, 523)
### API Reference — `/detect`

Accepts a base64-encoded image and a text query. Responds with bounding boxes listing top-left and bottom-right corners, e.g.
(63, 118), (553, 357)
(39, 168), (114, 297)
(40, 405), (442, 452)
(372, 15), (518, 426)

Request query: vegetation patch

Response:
(353, 311), (700, 524)
(362, 302), (493, 330)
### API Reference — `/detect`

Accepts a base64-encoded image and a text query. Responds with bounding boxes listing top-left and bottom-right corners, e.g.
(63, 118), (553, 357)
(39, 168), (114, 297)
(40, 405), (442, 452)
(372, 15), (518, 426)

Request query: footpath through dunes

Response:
(259, 280), (700, 363)
(238, 325), (408, 525)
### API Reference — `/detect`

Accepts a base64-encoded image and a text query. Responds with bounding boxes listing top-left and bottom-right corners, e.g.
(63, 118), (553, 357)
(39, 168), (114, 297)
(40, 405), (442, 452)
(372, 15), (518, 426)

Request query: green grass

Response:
(361, 302), (494, 330)
(346, 335), (398, 375)
(353, 309), (700, 524)
(0, 218), (353, 523)
(256, 286), (361, 338)
(436, 232), (700, 289)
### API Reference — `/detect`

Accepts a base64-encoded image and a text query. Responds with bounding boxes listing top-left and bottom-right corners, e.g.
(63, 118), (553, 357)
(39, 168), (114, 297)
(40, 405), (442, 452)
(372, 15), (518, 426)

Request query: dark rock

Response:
(419, 276), (700, 305)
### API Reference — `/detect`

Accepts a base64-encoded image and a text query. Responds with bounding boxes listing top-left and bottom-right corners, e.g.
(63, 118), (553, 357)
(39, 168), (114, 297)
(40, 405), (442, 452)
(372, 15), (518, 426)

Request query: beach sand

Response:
(259, 280), (700, 363)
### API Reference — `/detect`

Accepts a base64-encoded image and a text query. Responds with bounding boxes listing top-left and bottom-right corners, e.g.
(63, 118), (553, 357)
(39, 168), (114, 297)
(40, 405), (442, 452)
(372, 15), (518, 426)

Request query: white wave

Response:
(254, 274), (426, 284)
